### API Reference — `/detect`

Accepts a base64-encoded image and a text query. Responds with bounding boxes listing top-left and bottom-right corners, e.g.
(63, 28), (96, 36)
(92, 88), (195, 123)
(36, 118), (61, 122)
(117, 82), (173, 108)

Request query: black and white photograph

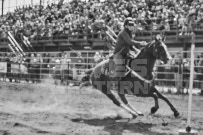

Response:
(0, 0), (203, 134)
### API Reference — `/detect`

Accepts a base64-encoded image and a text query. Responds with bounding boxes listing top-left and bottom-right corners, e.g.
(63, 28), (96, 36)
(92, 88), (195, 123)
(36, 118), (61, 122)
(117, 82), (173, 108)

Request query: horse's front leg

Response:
(139, 92), (159, 114)
(118, 94), (144, 116)
(153, 87), (180, 118)
(150, 93), (159, 114)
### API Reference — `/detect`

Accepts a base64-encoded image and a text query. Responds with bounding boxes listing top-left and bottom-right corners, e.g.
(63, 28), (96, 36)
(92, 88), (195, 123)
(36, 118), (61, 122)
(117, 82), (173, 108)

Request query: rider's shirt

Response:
(113, 28), (139, 57)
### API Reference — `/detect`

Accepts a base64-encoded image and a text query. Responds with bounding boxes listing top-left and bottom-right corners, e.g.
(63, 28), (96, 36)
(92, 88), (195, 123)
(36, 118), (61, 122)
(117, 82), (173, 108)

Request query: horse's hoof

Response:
(174, 111), (180, 118)
(79, 85), (83, 89)
(132, 114), (137, 119)
(138, 112), (144, 116)
(151, 107), (158, 114)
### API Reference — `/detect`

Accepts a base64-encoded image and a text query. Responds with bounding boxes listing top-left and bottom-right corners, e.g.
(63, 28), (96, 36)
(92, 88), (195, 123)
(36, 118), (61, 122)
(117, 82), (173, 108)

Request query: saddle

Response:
(101, 52), (137, 79)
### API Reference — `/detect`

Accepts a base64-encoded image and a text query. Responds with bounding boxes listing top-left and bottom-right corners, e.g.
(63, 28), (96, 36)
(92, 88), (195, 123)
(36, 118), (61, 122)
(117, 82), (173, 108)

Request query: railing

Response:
(0, 51), (203, 94)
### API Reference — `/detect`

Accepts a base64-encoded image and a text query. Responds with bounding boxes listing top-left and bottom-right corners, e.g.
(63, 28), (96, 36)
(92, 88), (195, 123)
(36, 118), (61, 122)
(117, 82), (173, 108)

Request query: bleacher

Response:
(0, 0), (203, 52)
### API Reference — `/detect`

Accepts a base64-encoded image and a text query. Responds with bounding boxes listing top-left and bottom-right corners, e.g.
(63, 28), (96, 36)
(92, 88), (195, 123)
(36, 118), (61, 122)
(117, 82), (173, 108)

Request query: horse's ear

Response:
(152, 35), (156, 41)
(162, 34), (166, 41)
(154, 34), (161, 41)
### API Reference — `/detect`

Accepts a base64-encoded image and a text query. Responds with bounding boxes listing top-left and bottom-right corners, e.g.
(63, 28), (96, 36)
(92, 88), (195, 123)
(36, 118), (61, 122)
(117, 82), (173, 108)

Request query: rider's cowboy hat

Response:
(124, 17), (135, 26)
(128, 21), (135, 26)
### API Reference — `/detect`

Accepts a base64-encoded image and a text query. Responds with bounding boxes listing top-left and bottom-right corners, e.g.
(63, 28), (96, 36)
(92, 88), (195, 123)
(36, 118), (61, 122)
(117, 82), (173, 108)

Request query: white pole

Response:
(8, 0), (10, 12)
(187, 41), (194, 128)
(178, 34), (198, 135)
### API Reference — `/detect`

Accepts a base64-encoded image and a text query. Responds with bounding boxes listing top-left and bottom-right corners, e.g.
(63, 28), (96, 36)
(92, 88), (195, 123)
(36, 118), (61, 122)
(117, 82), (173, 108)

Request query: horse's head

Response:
(150, 34), (171, 64)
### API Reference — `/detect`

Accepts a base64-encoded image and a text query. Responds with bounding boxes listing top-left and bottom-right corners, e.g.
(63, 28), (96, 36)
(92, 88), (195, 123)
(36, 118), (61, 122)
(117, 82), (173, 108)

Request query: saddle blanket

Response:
(100, 59), (129, 79)
(101, 59), (116, 77)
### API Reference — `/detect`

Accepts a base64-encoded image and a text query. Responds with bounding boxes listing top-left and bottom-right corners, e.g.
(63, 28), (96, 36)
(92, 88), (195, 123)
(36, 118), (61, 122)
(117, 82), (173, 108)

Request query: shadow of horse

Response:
(71, 118), (167, 135)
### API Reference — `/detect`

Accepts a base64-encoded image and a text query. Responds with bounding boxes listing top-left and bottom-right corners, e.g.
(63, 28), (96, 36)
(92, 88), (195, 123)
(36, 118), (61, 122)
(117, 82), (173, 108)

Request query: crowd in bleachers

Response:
(1, 0), (203, 41)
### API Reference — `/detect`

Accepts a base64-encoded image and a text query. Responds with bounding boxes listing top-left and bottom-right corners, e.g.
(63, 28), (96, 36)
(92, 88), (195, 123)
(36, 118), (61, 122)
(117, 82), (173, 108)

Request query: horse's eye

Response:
(156, 46), (163, 53)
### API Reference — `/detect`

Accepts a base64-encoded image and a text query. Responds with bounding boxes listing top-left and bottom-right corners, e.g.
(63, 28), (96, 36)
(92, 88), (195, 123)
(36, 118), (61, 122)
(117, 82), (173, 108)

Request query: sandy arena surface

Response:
(0, 82), (203, 135)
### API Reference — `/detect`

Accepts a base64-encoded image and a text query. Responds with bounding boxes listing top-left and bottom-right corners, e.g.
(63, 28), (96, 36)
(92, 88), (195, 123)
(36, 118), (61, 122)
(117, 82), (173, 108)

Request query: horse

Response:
(81, 35), (180, 118)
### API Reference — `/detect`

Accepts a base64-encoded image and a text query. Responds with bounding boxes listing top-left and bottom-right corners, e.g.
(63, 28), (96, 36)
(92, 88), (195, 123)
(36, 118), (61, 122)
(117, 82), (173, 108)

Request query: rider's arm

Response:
(130, 46), (139, 52)
(121, 30), (142, 48)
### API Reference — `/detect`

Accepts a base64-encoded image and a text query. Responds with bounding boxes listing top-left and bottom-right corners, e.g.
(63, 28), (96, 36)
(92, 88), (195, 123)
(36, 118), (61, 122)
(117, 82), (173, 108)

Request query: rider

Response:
(113, 17), (147, 79)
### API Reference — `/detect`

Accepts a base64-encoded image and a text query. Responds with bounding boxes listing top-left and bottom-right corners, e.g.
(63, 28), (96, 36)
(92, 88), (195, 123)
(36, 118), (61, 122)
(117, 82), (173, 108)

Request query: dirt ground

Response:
(0, 82), (203, 135)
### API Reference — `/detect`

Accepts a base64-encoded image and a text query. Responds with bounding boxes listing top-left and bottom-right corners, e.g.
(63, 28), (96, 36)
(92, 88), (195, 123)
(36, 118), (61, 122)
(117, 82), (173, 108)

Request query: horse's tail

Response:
(82, 69), (93, 81)
(85, 68), (93, 75)
(79, 68), (93, 88)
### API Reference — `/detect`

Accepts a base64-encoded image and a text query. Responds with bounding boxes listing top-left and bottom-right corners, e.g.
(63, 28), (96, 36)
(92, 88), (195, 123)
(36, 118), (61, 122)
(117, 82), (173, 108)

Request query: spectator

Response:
(72, 52), (84, 80)
(111, 18), (122, 35)
(29, 53), (37, 83)
(182, 58), (191, 89)
(174, 51), (183, 94)
(35, 53), (43, 83)
(94, 51), (103, 64)
(197, 53), (203, 95)
(164, 56), (174, 87)
(156, 60), (165, 86)
(179, 22), (188, 35)
(61, 52), (71, 83)
(75, 52), (84, 69)
(5, 53), (11, 82)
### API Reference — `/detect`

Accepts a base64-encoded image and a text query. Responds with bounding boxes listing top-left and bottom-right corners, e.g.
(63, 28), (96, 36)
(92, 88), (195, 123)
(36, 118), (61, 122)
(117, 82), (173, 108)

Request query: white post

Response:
(179, 34), (198, 135)
(187, 33), (196, 129)
(187, 41), (194, 129)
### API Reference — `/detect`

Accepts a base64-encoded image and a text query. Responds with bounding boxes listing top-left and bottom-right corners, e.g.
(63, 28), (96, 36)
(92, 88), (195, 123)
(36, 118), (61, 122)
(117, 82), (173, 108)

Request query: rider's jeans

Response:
(113, 54), (126, 78)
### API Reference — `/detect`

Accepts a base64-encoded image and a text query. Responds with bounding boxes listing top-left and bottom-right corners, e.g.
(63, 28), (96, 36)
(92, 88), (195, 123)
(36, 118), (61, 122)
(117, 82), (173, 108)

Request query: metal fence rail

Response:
(0, 51), (202, 94)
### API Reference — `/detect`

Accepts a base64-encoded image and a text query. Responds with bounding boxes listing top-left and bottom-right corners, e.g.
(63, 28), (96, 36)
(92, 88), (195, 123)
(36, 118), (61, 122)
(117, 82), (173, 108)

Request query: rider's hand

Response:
(140, 41), (147, 46)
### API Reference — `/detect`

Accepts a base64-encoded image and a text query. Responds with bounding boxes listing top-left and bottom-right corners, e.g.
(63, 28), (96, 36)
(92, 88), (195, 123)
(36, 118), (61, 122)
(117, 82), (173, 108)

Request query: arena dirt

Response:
(0, 82), (202, 135)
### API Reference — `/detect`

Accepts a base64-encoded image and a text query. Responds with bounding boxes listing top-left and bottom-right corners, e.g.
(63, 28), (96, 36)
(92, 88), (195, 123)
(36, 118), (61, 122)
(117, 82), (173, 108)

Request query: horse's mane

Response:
(136, 40), (155, 58)
(143, 40), (155, 50)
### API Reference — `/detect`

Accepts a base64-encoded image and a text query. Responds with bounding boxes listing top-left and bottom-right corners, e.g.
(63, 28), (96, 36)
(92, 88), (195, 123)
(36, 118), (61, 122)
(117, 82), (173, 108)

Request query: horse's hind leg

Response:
(118, 94), (144, 116)
(101, 87), (120, 107)
(153, 87), (180, 118)
(101, 87), (138, 118)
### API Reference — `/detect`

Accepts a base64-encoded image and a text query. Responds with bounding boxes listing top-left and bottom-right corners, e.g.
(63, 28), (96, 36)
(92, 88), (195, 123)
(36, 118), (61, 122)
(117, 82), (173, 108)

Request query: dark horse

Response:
(81, 35), (180, 118)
